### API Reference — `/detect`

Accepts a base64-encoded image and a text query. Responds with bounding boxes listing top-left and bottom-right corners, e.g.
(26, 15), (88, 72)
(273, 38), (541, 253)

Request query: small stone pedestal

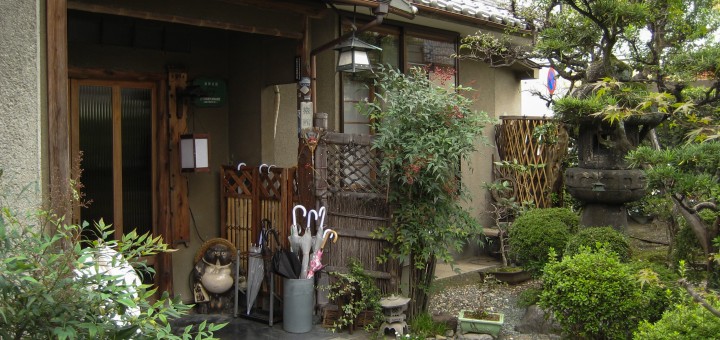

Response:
(378, 295), (410, 337)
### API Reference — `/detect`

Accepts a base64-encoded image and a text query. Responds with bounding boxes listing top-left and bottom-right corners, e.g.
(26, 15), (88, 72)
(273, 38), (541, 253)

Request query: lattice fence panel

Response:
(494, 117), (568, 208)
(323, 140), (386, 196)
(220, 165), (297, 295)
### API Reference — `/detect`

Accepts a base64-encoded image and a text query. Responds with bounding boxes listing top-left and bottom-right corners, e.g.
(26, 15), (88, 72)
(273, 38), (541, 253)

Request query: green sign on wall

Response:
(192, 77), (226, 107)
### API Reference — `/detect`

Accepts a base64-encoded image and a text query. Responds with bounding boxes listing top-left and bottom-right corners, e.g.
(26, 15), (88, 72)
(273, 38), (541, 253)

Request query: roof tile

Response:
(414, 0), (526, 29)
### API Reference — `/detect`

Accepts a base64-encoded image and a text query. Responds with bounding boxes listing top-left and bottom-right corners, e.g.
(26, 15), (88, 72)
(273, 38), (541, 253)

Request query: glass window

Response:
(340, 26), (457, 133)
(406, 35), (457, 88)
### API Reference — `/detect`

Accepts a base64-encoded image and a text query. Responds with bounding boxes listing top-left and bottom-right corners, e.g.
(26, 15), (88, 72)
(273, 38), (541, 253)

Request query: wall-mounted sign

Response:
(299, 101), (313, 132)
(192, 77), (227, 107)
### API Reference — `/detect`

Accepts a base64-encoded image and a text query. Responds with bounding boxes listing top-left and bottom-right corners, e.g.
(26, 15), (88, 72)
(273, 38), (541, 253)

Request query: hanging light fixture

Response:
(334, 34), (382, 73)
(332, 3), (382, 73)
(180, 134), (210, 172)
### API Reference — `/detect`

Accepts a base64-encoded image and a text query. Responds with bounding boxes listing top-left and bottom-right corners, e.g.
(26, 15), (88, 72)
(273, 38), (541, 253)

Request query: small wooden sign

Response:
(192, 77), (227, 107)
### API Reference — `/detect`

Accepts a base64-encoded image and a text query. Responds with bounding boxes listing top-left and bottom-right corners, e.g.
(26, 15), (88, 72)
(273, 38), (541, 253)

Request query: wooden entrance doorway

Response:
(69, 77), (164, 285)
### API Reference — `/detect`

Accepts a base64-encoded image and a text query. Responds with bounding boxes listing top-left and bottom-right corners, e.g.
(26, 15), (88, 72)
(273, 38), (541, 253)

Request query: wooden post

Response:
(314, 112), (328, 209)
(156, 78), (173, 294)
(297, 76), (315, 210)
(47, 0), (71, 225)
(168, 70), (190, 245)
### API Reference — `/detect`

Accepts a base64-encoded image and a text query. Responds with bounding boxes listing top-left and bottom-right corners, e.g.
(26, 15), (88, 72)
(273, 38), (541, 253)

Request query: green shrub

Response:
(565, 226), (632, 262)
(508, 208), (579, 275)
(0, 176), (224, 339)
(629, 260), (682, 323)
(517, 287), (542, 308)
(539, 247), (655, 339)
(634, 296), (720, 340)
(408, 312), (448, 339)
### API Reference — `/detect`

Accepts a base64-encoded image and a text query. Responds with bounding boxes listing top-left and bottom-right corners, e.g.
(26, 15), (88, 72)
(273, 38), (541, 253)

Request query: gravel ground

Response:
(428, 276), (547, 339)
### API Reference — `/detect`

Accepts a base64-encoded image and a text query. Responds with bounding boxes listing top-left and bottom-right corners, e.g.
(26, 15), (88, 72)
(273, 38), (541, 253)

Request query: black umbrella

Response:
(270, 228), (301, 279)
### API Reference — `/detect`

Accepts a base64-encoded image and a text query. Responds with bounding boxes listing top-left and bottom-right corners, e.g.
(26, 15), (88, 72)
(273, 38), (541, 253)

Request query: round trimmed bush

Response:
(539, 247), (649, 339)
(508, 208), (579, 275)
(565, 226), (632, 262)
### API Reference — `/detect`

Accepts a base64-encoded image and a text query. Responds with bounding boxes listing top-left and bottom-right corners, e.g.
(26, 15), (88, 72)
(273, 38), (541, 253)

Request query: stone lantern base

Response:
(565, 168), (647, 231)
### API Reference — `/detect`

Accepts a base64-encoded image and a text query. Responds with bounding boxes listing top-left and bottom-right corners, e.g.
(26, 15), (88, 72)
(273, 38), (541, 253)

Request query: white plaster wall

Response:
(261, 84), (299, 167)
(458, 59), (499, 258)
(494, 68), (523, 116)
(0, 0), (44, 212)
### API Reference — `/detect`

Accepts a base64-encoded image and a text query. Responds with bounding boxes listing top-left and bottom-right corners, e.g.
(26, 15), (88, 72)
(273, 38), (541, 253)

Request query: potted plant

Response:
(480, 265), (532, 285)
(458, 309), (504, 337)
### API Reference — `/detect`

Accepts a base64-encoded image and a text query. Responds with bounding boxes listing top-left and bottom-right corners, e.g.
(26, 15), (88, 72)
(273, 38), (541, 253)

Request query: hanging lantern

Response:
(334, 35), (382, 73)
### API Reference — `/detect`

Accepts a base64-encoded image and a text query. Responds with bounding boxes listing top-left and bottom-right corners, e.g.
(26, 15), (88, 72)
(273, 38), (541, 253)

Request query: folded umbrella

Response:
(270, 228), (301, 279)
(306, 229), (338, 279)
(299, 209), (317, 279)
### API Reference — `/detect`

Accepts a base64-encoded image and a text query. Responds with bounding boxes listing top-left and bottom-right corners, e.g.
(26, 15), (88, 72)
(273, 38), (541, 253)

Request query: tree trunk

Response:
(407, 253), (436, 320)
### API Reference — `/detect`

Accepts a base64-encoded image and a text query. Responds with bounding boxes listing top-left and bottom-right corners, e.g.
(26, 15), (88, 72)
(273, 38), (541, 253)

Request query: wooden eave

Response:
(216, 0), (329, 19)
(67, 0), (308, 40)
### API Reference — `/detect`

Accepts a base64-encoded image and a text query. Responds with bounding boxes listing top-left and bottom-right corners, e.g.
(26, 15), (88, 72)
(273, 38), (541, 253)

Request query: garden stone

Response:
(432, 312), (458, 334)
(515, 305), (561, 334)
(457, 334), (494, 340)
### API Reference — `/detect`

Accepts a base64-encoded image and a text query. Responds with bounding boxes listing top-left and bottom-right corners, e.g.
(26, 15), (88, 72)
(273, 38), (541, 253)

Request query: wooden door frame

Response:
(69, 78), (159, 241)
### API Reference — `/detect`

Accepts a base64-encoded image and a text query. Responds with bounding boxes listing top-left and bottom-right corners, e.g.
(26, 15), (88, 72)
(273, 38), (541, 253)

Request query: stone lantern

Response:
(564, 114), (664, 231)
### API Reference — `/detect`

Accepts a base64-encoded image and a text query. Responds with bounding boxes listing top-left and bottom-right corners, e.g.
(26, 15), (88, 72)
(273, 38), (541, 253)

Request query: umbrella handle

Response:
(320, 229), (338, 249)
(269, 228), (283, 247)
(292, 205), (307, 226)
(306, 209), (318, 231)
(317, 206), (326, 229)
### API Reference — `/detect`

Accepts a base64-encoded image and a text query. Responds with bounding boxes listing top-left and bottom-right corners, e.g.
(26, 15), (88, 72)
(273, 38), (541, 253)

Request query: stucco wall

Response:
(494, 68), (523, 116)
(311, 12), (339, 130)
(0, 0), (44, 212)
(261, 84), (299, 167)
(458, 59), (523, 258)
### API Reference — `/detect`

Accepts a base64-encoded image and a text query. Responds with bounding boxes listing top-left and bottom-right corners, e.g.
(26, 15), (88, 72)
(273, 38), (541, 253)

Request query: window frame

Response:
(339, 18), (460, 133)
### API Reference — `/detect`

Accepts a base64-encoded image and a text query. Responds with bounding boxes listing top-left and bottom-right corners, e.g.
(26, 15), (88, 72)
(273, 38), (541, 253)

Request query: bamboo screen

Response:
(220, 165), (296, 283)
(315, 132), (397, 294)
(493, 116), (568, 208)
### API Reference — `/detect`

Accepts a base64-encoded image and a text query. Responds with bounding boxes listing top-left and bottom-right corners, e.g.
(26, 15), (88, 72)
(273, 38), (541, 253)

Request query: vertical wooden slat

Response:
(112, 87), (124, 240)
(69, 80), (80, 226)
(221, 169), (228, 239)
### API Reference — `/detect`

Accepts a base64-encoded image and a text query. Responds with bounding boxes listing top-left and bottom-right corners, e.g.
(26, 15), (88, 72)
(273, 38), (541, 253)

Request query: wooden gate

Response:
(220, 165), (297, 280)
(315, 132), (398, 294)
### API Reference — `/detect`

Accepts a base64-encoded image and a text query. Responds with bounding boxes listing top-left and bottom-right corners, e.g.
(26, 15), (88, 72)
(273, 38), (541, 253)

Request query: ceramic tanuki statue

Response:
(192, 238), (239, 313)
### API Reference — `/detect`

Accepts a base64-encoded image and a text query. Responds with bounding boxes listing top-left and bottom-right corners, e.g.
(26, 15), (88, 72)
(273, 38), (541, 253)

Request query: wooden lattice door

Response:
(315, 132), (398, 294)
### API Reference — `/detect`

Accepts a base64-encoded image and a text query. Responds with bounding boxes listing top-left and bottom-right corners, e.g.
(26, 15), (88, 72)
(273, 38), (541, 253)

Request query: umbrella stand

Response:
(240, 227), (282, 325)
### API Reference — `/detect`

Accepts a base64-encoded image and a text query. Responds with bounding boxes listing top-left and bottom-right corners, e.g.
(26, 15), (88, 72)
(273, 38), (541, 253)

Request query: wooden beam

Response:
(47, 0), (71, 224)
(216, 0), (329, 19)
(69, 67), (164, 81)
(67, 1), (304, 39)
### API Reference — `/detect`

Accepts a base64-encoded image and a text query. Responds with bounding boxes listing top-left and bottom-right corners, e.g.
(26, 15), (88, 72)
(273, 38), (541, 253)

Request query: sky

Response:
(521, 67), (570, 116)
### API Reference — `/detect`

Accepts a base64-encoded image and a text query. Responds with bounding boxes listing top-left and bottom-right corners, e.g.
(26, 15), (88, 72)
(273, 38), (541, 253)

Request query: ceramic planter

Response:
(458, 310), (504, 337)
(480, 267), (532, 285)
